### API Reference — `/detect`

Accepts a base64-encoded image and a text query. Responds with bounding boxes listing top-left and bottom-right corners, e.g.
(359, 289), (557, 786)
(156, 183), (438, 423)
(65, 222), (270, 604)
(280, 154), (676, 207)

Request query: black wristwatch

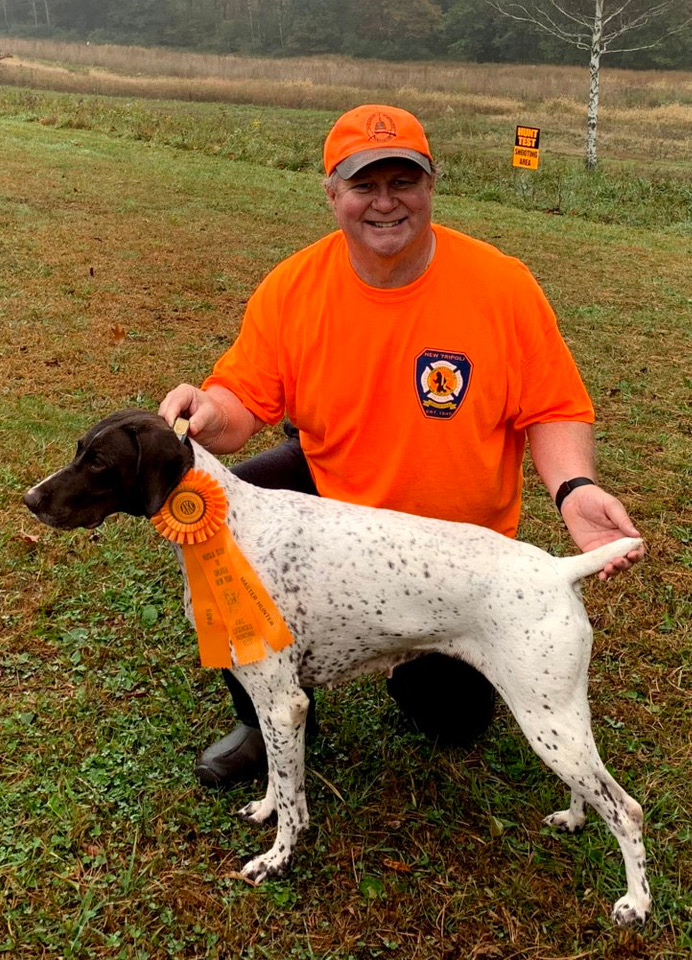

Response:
(555, 477), (596, 514)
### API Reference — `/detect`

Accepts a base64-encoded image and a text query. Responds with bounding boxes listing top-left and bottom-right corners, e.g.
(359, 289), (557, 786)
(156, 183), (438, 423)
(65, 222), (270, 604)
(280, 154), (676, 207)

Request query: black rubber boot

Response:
(195, 724), (268, 787)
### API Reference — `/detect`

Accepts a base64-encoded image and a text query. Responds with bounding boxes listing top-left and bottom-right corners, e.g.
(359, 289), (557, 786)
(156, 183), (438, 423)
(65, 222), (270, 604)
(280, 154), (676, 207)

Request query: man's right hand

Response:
(158, 383), (262, 453)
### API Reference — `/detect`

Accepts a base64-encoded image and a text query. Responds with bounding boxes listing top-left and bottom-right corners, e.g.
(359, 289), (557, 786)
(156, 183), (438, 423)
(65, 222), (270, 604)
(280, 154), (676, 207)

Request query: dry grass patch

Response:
(3, 37), (692, 165)
(3, 37), (692, 106)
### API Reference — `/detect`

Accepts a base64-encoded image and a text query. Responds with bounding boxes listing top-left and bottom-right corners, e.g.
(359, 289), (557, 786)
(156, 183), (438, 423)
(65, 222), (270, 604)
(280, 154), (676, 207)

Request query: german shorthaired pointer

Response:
(24, 409), (650, 925)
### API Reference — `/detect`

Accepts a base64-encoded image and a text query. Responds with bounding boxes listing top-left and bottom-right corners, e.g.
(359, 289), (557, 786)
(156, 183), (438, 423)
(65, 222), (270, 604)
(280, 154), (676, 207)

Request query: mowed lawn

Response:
(1, 89), (691, 959)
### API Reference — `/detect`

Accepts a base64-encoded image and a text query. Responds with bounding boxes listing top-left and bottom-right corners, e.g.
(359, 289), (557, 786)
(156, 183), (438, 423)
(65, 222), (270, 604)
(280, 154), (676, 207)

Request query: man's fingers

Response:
(158, 384), (199, 426)
(598, 543), (645, 580)
(159, 385), (222, 441)
(187, 407), (214, 438)
(603, 498), (641, 539)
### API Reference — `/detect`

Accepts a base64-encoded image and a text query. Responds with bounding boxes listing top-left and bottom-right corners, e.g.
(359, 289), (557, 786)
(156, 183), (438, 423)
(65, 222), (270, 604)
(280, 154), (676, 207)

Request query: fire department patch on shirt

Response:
(415, 349), (473, 419)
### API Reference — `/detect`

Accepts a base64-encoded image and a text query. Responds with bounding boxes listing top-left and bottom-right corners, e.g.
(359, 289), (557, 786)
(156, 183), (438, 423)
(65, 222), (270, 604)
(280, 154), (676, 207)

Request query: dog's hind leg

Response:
(237, 681), (310, 883)
(510, 699), (651, 927)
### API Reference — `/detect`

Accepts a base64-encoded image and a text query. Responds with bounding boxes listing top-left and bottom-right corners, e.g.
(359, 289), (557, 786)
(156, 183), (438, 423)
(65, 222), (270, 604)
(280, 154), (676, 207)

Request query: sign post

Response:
(512, 125), (541, 170)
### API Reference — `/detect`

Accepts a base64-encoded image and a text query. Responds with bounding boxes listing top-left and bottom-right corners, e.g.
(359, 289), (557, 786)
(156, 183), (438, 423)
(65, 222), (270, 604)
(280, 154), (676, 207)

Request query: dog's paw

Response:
(241, 852), (290, 884)
(543, 809), (585, 834)
(238, 797), (276, 824)
(612, 894), (651, 927)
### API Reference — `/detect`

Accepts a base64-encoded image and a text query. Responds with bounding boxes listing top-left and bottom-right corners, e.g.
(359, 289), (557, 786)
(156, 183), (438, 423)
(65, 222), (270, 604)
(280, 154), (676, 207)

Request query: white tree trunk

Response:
(277, 0), (284, 48)
(246, 0), (256, 44)
(586, 0), (604, 170)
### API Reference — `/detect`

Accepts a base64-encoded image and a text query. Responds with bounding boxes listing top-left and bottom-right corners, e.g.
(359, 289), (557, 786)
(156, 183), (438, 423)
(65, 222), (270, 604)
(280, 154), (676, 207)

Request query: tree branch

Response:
(609, 17), (692, 53)
(603, 1), (692, 45)
(489, 0), (692, 54)
(486, 2), (591, 48)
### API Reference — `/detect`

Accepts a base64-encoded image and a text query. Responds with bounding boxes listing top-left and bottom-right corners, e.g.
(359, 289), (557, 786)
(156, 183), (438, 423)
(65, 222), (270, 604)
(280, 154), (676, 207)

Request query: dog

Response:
(24, 409), (650, 926)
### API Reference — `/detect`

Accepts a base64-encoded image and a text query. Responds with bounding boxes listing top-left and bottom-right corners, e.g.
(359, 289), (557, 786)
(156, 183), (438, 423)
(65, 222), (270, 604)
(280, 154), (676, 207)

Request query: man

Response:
(159, 104), (644, 787)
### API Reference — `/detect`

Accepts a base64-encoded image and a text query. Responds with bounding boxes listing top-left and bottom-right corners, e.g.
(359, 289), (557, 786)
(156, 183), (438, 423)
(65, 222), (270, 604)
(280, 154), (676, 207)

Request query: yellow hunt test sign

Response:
(513, 125), (540, 170)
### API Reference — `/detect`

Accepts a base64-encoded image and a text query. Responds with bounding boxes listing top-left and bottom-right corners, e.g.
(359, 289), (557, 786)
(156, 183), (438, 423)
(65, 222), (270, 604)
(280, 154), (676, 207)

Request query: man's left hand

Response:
(560, 484), (645, 580)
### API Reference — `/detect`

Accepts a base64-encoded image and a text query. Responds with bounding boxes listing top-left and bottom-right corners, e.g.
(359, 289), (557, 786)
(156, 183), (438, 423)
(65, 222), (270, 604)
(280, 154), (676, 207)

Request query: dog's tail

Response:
(557, 537), (643, 584)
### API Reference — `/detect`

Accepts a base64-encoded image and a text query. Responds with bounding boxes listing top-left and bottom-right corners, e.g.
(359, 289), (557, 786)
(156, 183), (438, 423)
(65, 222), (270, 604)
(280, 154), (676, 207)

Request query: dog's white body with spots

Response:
(23, 412), (650, 926)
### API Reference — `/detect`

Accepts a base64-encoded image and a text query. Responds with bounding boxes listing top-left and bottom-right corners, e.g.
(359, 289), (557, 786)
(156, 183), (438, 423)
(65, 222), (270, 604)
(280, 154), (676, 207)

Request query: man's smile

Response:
(366, 217), (406, 228)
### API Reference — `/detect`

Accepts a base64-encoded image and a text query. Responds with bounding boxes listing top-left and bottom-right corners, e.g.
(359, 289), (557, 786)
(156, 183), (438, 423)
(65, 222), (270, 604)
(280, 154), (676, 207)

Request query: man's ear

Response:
(133, 420), (195, 518)
(323, 173), (339, 209)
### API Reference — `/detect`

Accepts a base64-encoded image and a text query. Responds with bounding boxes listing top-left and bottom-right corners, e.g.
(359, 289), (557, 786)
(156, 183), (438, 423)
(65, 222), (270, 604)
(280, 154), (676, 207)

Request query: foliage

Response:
(0, 0), (691, 68)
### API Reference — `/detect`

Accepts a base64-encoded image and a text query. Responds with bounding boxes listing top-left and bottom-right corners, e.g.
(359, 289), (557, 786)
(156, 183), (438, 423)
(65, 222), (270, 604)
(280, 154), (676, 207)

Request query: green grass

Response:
(1, 82), (691, 958)
(1, 86), (691, 229)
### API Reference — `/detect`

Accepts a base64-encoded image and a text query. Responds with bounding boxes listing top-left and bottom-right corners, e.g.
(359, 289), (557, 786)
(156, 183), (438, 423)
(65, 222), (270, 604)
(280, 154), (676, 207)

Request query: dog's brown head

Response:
(23, 409), (194, 530)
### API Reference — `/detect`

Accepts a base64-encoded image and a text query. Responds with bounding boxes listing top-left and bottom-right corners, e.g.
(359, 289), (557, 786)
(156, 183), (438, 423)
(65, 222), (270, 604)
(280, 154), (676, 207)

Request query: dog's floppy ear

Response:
(131, 416), (195, 518)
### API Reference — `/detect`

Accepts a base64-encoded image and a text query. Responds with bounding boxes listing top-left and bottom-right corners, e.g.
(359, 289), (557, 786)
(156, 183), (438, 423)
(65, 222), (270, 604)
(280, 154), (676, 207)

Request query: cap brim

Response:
(334, 148), (432, 179)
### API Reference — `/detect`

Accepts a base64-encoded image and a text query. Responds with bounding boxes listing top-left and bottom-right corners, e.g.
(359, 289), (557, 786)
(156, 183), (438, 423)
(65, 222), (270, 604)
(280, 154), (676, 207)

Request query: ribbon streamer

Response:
(151, 469), (294, 667)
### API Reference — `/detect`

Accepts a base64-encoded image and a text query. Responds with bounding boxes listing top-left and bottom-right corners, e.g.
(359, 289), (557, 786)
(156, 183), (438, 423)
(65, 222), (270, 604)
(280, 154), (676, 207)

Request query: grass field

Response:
(1, 42), (691, 960)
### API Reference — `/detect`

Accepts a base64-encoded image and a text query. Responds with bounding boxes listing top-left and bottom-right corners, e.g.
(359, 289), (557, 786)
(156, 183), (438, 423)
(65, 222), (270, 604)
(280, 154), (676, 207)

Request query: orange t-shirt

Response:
(203, 224), (594, 536)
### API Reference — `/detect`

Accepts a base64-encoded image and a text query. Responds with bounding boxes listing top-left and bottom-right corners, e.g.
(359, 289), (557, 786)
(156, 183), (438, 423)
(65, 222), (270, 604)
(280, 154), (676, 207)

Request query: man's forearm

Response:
(526, 421), (596, 503)
(203, 385), (265, 454)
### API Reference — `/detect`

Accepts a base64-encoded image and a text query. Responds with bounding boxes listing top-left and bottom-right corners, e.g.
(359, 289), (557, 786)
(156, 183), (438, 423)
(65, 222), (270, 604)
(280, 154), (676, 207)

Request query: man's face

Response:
(326, 159), (434, 262)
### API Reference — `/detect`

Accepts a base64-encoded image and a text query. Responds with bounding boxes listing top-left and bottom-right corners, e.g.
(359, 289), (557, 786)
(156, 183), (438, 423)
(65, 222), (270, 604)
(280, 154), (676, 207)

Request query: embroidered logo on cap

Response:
(415, 349), (473, 420)
(366, 111), (397, 142)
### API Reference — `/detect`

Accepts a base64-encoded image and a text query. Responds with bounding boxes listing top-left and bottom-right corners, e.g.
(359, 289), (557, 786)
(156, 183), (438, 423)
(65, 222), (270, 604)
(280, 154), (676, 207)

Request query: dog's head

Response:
(23, 409), (194, 530)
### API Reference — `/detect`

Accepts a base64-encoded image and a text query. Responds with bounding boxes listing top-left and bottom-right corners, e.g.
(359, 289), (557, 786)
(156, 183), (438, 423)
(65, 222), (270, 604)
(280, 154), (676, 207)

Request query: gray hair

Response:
(323, 171), (341, 192)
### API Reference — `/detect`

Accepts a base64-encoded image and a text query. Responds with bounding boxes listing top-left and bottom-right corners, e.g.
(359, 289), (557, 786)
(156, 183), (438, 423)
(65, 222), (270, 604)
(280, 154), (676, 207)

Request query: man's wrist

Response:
(555, 477), (596, 514)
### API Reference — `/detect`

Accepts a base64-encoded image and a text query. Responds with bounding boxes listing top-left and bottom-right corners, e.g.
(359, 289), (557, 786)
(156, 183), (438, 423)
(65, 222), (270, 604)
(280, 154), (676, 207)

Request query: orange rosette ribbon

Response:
(151, 469), (294, 668)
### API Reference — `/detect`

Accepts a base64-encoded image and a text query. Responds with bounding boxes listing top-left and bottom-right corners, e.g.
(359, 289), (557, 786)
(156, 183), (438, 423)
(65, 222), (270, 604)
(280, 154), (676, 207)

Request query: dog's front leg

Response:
(543, 790), (587, 833)
(239, 780), (276, 824)
(237, 682), (310, 883)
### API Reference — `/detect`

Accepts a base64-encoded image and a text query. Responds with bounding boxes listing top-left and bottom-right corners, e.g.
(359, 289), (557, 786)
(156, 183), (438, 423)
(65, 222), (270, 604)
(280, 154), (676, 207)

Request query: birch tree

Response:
(487, 1), (692, 167)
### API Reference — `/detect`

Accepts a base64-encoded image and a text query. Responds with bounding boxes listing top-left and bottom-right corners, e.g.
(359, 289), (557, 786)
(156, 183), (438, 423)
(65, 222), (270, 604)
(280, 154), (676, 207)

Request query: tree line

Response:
(1, 0), (690, 69)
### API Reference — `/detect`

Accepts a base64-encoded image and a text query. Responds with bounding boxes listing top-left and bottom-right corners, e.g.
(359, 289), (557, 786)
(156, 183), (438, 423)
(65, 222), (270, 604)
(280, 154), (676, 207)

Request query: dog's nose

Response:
(23, 487), (41, 514)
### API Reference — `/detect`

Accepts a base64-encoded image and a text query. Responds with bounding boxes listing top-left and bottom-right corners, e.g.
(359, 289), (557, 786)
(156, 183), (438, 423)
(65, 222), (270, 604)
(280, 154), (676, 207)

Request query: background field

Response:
(1, 44), (691, 959)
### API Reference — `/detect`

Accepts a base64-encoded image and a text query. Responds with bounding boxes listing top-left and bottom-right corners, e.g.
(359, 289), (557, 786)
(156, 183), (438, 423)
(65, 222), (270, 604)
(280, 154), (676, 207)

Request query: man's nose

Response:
(370, 187), (397, 211)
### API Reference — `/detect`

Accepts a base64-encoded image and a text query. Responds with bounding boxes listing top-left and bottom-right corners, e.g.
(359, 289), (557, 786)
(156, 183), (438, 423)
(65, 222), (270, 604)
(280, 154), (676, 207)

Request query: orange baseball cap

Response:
(323, 104), (433, 178)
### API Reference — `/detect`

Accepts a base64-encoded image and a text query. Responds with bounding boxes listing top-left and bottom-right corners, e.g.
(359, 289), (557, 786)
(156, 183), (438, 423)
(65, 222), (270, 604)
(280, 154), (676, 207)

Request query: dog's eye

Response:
(85, 453), (111, 473)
